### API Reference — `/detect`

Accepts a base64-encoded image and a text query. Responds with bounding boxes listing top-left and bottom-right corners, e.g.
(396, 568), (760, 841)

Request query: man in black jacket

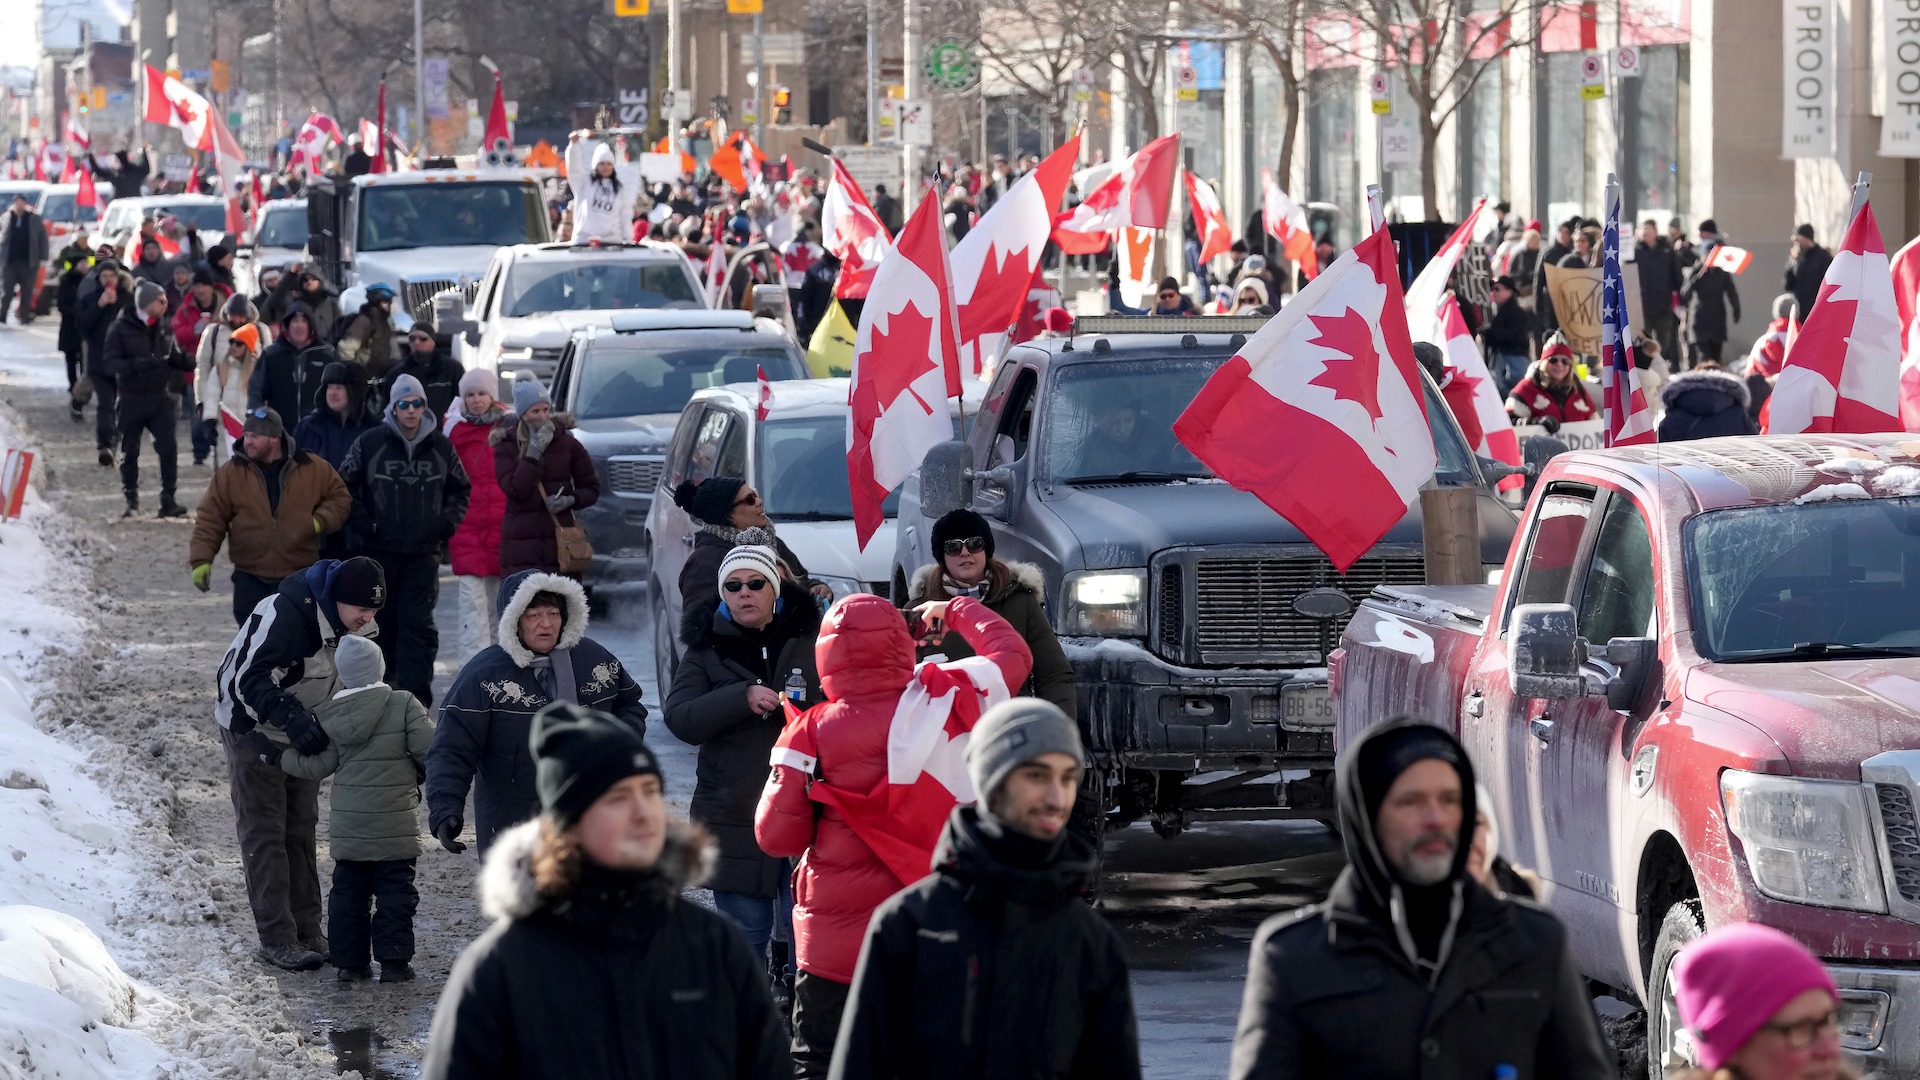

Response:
(1481, 276), (1534, 398)
(338, 373), (471, 706)
(76, 258), (132, 463)
(215, 556), (386, 971)
(2, 194), (48, 325)
(1635, 220), (1683, 363)
(1783, 223), (1832, 321)
(379, 328), (465, 420)
(830, 698), (1140, 1080)
(1228, 717), (1612, 1080)
(104, 280), (194, 517)
(251, 302), (340, 424)
(1681, 220), (1742, 368)
(1532, 217), (1577, 335)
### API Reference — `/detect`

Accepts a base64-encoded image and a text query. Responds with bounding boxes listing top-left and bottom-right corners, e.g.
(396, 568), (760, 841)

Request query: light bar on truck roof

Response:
(1069, 314), (1274, 336)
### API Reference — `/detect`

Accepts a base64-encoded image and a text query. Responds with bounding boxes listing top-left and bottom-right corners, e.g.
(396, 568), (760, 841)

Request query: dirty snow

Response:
(1813, 457), (1889, 478)
(1872, 464), (1920, 497)
(1793, 482), (1872, 504)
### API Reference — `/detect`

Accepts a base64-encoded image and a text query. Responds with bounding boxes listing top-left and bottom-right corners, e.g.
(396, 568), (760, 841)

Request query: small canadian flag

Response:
(756, 364), (773, 421)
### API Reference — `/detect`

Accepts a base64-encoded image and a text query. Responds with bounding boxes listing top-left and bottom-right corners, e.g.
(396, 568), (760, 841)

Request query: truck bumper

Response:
(576, 500), (650, 590)
(1066, 640), (1335, 771)
(1833, 962), (1920, 1076)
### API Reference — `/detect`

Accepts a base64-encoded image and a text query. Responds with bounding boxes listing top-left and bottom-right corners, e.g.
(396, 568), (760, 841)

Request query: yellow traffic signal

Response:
(772, 87), (790, 108)
(614, 0), (649, 15)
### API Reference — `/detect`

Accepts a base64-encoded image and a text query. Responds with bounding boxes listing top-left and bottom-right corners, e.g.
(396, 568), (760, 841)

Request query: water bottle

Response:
(784, 668), (807, 707)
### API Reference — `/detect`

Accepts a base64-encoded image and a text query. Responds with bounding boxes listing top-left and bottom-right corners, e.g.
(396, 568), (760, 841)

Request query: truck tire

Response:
(1645, 898), (1705, 1080)
(651, 586), (679, 695)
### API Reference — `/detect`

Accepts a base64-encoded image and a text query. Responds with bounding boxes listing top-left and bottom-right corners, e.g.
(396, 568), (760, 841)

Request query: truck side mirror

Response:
(1594, 637), (1656, 711)
(918, 440), (973, 521)
(969, 463), (1018, 521)
(1509, 603), (1586, 700)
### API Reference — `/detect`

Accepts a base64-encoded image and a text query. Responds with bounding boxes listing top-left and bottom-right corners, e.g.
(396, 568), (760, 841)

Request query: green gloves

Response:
(191, 564), (212, 592)
(312, 517), (324, 534)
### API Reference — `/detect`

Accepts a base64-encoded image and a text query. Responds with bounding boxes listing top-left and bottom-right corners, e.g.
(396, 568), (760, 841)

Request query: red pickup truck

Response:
(1330, 434), (1920, 1077)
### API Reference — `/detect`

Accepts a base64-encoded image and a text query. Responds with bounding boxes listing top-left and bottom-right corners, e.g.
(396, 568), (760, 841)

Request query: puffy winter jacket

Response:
(292, 400), (380, 472)
(664, 578), (823, 898)
(754, 595), (1032, 983)
(195, 317), (269, 422)
(1681, 258), (1741, 342)
(491, 413), (600, 577)
(56, 256), (90, 356)
(280, 683), (433, 862)
(448, 410), (508, 578)
(830, 808), (1141, 1080)
(214, 560), (360, 742)
(426, 569), (648, 854)
(250, 301), (344, 423)
(1504, 364), (1597, 426)
(170, 288), (226, 355)
(1656, 369), (1758, 443)
(76, 267), (134, 378)
(338, 411), (471, 556)
(906, 561), (1075, 718)
(421, 818), (788, 1080)
(101, 305), (192, 395)
(268, 274), (343, 341)
(336, 304), (397, 378)
(189, 436), (351, 580)
(380, 348), (465, 420)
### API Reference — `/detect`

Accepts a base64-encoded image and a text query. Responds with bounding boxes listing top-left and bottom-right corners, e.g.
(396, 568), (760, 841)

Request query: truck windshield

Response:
(1041, 355), (1478, 484)
(577, 344), (800, 420)
(1688, 497), (1920, 660)
(156, 204), (229, 232)
(253, 207), (306, 248)
(504, 261), (699, 317)
(357, 182), (542, 252)
(38, 193), (92, 224)
(759, 417), (929, 521)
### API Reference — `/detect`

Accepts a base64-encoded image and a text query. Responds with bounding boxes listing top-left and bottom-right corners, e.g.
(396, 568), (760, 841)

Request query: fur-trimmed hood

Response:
(1660, 367), (1751, 412)
(909, 558), (1045, 606)
(488, 410), (577, 449)
(496, 568), (590, 667)
(478, 816), (718, 923)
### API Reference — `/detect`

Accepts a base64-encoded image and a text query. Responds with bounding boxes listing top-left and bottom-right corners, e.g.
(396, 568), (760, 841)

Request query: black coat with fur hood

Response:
(663, 577), (823, 897)
(421, 817), (789, 1080)
(1656, 368), (1758, 443)
(908, 559), (1077, 717)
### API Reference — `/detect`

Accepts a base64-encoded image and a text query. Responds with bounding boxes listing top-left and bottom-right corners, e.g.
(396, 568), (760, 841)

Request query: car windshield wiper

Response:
(1063, 471), (1210, 485)
(1722, 641), (1920, 662)
(769, 510), (854, 522)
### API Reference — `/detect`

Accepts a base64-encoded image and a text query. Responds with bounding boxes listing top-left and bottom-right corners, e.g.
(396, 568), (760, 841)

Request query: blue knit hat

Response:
(512, 372), (550, 416)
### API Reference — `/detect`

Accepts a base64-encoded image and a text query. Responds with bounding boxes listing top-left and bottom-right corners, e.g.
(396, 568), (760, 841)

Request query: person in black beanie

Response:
(1228, 717), (1611, 1079)
(422, 702), (789, 1080)
(670, 475), (825, 610)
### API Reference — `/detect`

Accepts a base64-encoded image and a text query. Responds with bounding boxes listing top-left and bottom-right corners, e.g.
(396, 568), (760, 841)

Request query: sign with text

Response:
(1514, 419), (1605, 452)
(1784, 0), (1836, 158)
(163, 154), (193, 182)
(1884, 0), (1920, 156)
(1544, 263), (1646, 357)
(1580, 53), (1607, 100)
(899, 99), (932, 146)
(831, 145), (905, 198)
(742, 32), (806, 66)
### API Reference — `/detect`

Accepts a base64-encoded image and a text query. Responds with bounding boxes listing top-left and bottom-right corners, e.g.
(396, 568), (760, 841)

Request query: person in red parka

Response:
(1412, 340), (1485, 451)
(755, 593), (1032, 1080)
(491, 374), (599, 578)
(1504, 332), (1597, 429)
(448, 369), (509, 663)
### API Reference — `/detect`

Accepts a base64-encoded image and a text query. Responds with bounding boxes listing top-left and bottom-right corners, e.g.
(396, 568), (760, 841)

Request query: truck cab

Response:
(1332, 434), (1920, 1076)
(899, 316), (1518, 835)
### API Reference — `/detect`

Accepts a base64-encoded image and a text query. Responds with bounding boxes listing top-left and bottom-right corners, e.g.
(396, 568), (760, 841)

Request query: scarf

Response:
(940, 574), (986, 600)
(525, 649), (578, 704)
(696, 520), (778, 547)
(462, 403), (506, 426)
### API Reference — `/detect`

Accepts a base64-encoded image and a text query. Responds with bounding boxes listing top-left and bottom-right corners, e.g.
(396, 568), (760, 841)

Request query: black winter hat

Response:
(931, 508), (995, 563)
(333, 556), (387, 609)
(672, 476), (746, 526)
(320, 360), (361, 388)
(531, 702), (662, 826)
(191, 266), (216, 287)
(1354, 721), (1464, 830)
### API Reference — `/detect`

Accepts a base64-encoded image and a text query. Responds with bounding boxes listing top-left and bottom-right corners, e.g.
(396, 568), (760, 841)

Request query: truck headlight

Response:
(813, 575), (862, 601)
(499, 346), (535, 364)
(1721, 771), (1887, 913)
(1060, 569), (1147, 637)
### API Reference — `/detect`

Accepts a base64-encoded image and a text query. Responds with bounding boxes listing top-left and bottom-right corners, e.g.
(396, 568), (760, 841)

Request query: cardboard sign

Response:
(163, 154), (193, 182)
(1544, 262), (1645, 356)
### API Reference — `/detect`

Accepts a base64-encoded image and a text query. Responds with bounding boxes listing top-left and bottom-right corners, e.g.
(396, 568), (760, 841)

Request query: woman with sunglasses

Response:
(670, 475), (827, 610)
(1671, 923), (1853, 1080)
(903, 509), (1076, 717)
(1504, 332), (1596, 429)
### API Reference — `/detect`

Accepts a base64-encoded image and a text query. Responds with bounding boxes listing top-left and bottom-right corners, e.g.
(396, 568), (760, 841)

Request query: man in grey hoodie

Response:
(338, 372), (471, 706)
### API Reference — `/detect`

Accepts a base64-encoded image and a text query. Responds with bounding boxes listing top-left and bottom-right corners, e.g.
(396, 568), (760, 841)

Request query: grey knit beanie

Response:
(333, 633), (386, 690)
(134, 278), (166, 310)
(512, 372), (551, 415)
(966, 697), (1084, 804)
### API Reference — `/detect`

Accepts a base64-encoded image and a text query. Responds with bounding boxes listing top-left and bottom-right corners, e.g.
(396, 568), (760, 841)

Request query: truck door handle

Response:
(681, 533), (695, 547)
(1464, 692), (1484, 718)
(1529, 714), (1555, 745)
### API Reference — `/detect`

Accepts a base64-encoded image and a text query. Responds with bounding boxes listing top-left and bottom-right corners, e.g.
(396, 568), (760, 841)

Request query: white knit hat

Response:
(717, 544), (780, 594)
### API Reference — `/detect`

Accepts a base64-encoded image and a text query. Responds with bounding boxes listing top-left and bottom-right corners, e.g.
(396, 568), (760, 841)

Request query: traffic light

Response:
(773, 86), (791, 125)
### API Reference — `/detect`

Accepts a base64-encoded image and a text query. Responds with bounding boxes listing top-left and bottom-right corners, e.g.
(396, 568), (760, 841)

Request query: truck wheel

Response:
(651, 588), (678, 694)
(1645, 899), (1704, 1080)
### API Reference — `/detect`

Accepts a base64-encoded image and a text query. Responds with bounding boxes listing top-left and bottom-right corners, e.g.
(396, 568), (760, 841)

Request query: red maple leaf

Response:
(782, 245), (816, 274)
(173, 97), (199, 128)
(1306, 307), (1386, 422)
(957, 242), (1032, 344)
(867, 303), (939, 415)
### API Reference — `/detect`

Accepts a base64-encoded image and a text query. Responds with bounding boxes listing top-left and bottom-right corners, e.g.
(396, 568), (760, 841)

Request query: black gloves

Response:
(281, 707), (330, 756)
(434, 820), (468, 855)
(244, 730), (281, 765)
(1539, 416), (1563, 435)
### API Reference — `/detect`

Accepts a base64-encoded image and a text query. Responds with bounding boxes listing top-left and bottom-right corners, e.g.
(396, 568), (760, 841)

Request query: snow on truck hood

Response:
(1687, 660), (1920, 779)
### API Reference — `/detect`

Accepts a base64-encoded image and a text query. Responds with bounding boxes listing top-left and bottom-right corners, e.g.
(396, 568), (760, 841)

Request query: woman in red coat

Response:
(1504, 332), (1597, 427)
(755, 593), (1032, 1078)
(448, 369), (509, 662)
(491, 374), (600, 578)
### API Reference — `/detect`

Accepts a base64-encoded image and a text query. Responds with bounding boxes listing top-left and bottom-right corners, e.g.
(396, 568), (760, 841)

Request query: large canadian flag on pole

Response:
(1440, 296), (1523, 491)
(143, 65), (214, 151)
(1174, 224), (1435, 571)
(1769, 201), (1903, 435)
(847, 190), (962, 548)
(1262, 172), (1319, 281)
(1052, 134), (1179, 253)
(821, 158), (893, 300)
(950, 132), (1079, 377)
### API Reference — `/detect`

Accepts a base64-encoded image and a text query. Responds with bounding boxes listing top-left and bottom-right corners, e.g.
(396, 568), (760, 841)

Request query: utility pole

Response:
(668, 0), (681, 117)
(902, 0), (918, 214)
(753, 9), (765, 145)
(413, 0), (425, 149)
(865, 0), (877, 144)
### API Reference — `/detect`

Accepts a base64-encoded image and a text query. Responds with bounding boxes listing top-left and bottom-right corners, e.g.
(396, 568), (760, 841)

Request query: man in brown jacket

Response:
(191, 407), (352, 623)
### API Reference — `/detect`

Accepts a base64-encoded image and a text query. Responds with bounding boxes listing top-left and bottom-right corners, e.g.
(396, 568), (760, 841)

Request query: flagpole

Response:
(1365, 184), (1384, 234)
(1848, 171), (1872, 222)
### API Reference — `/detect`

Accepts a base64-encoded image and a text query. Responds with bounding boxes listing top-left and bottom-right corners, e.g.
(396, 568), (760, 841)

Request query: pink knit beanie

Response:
(1673, 923), (1837, 1070)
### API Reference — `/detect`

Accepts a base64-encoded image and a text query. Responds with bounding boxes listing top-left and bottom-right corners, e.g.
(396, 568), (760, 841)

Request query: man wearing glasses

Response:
(338, 373), (472, 706)
(379, 327), (466, 421)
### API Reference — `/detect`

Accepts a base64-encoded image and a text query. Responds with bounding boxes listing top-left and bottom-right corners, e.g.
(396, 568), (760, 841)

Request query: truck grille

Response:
(1878, 783), (1920, 904)
(403, 278), (460, 323)
(1177, 552), (1425, 664)
(606, 456), (665, 497)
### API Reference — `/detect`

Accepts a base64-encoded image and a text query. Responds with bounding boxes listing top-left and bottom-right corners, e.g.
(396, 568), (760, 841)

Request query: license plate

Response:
(1281, 684), (1336, 730)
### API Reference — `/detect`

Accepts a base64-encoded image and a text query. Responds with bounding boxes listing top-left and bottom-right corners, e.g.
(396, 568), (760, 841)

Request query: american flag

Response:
(1601, 182), (1657, 446)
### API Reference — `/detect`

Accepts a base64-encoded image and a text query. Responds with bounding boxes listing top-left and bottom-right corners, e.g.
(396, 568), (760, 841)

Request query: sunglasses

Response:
(1546, 358), (1571, 366)
(733, 490), (761, 508)
(1761, 1011), (1838, 1049)
(409, 333), (434, 342)
(394, 398), (427, 410)
(942, 536), (988, 556)
(245, 406), (272, 420)
(723, 577), (770, 593)
(1158, 292), (1179, 301)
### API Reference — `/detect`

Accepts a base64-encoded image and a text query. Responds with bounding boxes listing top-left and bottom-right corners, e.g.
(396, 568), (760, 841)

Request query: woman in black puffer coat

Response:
(1657, 367), (1758, 442)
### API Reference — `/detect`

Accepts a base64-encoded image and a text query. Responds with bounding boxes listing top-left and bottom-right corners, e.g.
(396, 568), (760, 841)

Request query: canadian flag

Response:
(847, 192), (961, 548)
(143, 65), (214, 151)
(1262, 171), (1319, 281)
(289, 113), (343, 174)
(1052, 134), (1179, 254)
(67, 122), (89, 151)
(1185, 171), (1233, 264)
(1439, 296), (1523, 491)
(704, 236), (728, 306)
(950, 133), (1078, 377)
(1707, 245), (1753, 274)
(1769, 202), (1903, 435)
(756, 364), (773, 421)
(1174, 225), (1435, 571)
(1890, 234), (1920, 428)
(821, 158), (892, 300)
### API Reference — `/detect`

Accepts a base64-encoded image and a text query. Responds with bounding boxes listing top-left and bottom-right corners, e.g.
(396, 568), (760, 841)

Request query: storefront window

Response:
(1308, 67), (1361, 234)
(1622, 44), (1688, 227)
(1538, 51), (1588, 223)
(1458, 64), (1504, 218)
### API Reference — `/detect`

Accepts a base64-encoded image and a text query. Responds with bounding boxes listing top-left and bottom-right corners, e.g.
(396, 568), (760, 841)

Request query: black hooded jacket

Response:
(214, 560), (360, 739)
(101, 304), (192, 396)
(338, 408), (472, 556)
(251, 301), (343, 423)
(291, 362), (381, 470)
(1227, 718), (1612, 1080)
(829, 807), (1141, 1080)
(663, 578), (823, 897)
(1657, 369), (1758, 443)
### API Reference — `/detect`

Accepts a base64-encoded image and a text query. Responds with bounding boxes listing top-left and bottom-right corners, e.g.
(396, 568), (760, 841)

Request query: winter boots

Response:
(333, 962), (413, 983)
(258, 942), (325, 971)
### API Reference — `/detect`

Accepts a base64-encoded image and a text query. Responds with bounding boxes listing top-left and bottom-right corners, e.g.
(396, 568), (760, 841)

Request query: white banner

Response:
(1514, 419), (1606, 452)
(1885, 0), (1920, 156)
(1784, 0), (1836, 159)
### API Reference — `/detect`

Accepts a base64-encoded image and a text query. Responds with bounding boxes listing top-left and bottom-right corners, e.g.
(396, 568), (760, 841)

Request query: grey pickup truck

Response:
(895, 315), (1520, 837)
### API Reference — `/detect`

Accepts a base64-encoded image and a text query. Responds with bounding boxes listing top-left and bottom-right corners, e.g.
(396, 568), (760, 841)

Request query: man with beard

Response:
(1227, 718), (1612, 1080)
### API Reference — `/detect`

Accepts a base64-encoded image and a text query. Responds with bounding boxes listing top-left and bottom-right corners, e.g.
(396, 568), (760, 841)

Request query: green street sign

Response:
(923, 40), (980, 92)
